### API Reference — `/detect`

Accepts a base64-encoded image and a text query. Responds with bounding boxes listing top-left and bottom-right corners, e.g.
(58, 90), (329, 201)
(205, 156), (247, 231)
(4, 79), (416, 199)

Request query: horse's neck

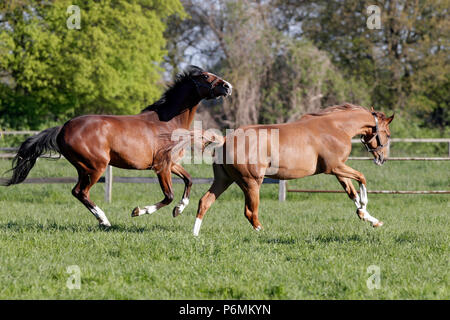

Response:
(333, 110), (375, 138)
(139, 106), (198, 130)
(170, 104), (199, 129)
(140, 82), (201, 129)
(186, 104), (198, 128)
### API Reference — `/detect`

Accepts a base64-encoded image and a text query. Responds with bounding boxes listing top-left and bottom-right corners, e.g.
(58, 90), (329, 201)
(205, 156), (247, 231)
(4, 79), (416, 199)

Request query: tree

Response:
(260, 39), (370, 124)
(299, 0), (449, 129)
(165, 0), (369, 127)
(0, 0), (185, 129)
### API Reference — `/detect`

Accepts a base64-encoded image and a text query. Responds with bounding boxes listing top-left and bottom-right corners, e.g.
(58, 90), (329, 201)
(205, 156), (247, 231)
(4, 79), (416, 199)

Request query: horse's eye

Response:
(202, 74), (209, 80)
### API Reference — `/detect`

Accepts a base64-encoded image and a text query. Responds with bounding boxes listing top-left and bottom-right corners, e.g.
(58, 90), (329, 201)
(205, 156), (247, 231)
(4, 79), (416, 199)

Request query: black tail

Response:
(2, 126), (62, 186)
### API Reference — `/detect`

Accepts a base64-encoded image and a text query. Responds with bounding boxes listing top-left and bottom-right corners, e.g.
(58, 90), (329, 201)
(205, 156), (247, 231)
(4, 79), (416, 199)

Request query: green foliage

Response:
(260, 39), (370, 123)
(301, 0), (449, 130)
(181, 1), (370, 127)
(0, 0), (185, 129)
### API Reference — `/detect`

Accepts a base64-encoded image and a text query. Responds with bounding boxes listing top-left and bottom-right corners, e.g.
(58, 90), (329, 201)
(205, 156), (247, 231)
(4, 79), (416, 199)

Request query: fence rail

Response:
(285, 188), (450, 195)
(0, 130), (40, 135)
(3, 133), (450, 157)
(1, 131), (449, 202)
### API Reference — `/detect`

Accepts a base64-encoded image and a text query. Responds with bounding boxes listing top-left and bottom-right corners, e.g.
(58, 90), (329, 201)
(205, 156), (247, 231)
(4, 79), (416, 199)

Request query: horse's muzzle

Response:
(211, 84), (231, 99)
(373, 153), (386, 166)
(220, 81), (232, 97)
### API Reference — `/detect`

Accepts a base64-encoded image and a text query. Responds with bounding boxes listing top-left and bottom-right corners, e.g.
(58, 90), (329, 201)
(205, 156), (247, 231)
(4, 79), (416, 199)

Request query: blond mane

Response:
(300, 103), (369, 119)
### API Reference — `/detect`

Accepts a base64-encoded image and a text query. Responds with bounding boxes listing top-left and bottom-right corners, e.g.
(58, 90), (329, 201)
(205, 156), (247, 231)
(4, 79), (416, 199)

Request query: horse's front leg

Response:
(170, 163), (192, 217)
(335, 176), (360, 208)
(357, 183), (383, 227)
(131, 169), (174, 217)
(333, 165), (383, 227)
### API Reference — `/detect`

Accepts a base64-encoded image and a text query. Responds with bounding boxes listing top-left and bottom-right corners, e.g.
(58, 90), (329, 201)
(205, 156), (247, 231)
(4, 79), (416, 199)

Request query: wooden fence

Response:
(1, 131), (449, 202)
(277, 138), (450, 200)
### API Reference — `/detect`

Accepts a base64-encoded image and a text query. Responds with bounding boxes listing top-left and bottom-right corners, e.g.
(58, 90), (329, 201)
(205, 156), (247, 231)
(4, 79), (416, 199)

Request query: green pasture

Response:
(0, 158), (448, 299)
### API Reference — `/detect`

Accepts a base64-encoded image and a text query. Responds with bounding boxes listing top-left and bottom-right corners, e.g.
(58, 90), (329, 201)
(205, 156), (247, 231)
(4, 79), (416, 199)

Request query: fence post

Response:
(278, 180), (286, 202)
(104, 165), (112, 203)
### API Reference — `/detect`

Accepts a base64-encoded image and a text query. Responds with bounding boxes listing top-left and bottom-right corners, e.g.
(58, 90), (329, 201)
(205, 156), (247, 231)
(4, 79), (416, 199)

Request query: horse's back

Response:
(221, 116), (353, 180)
(58, 114), (159, 170)
(217, 122), (319, 180)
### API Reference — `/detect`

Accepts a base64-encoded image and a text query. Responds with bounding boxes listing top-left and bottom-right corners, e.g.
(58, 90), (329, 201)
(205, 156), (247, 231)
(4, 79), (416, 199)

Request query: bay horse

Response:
(192, 104), (394, 236)
(2, 66), (232, 228)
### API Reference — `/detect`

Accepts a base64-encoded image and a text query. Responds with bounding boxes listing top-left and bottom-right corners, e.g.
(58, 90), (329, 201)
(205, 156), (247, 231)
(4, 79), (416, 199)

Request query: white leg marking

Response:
(353, 194), (361, 208)
(92, 206), (111, 227)
(359, 208), (380, 225)
(359, 184), (368, 207)
(358, 183), (380, 226)
(176, 198), (189, 214)
(143, 205), (158, 215)
(193, 217), (203, 236)
(135, 205), (158, 216)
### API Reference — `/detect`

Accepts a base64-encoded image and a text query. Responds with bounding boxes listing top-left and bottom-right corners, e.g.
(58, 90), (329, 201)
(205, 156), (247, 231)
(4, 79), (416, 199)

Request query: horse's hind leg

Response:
(73, 167), (111, 228)
(170, 163), (192, 217)
(131, 169), (174, 217)
(193, 164), (233, 236)
(237, 178), (263, 231)
(333, 165), (383, 227)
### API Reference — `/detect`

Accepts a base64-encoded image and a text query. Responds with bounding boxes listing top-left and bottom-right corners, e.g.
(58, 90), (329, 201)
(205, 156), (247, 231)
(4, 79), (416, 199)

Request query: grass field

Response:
(0, 157), (448, 299)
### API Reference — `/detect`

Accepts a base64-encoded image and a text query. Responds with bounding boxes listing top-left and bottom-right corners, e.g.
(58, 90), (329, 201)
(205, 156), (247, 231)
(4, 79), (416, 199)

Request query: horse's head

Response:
(187, 65), (232, 100)
(361, 107), (394, 166)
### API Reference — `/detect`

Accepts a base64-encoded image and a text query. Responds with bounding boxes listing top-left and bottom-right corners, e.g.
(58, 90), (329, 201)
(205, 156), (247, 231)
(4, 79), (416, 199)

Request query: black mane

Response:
(141, 65), (204, 113)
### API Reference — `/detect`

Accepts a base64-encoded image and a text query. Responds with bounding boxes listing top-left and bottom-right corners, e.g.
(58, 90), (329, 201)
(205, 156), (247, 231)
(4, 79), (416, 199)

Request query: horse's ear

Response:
(186, 65), (203, 77)
(386, 113), (395, 124)
(370, 106), (375, 112)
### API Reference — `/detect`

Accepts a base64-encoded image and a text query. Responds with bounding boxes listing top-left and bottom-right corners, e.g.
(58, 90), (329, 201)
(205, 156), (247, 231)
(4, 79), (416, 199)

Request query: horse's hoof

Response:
(373, 221), (384, 228)
(172, 206), (181, 218)
(172, 198), (188, 218)
(356, 209), (366, 220)
(131, 207), (140, 217)
(254, 225), (263, 231)
(99, 222), (111, 229)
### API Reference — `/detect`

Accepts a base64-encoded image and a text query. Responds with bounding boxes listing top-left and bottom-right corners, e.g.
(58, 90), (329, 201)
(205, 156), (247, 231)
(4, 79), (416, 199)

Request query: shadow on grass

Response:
(394, 231), (418, 244)
(308, 233), (364, 243)
(0, 221), (182, 234)
(201, 286), (246, 299)
(265, 237), (297, 245)
(263, 233), (377, 245)
(306, 232), (384, 244)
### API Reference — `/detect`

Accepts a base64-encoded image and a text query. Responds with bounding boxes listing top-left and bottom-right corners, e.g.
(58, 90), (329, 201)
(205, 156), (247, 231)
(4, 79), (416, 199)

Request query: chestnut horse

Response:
(3, 66), (232, 228)
(192, 104), (394, 236)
